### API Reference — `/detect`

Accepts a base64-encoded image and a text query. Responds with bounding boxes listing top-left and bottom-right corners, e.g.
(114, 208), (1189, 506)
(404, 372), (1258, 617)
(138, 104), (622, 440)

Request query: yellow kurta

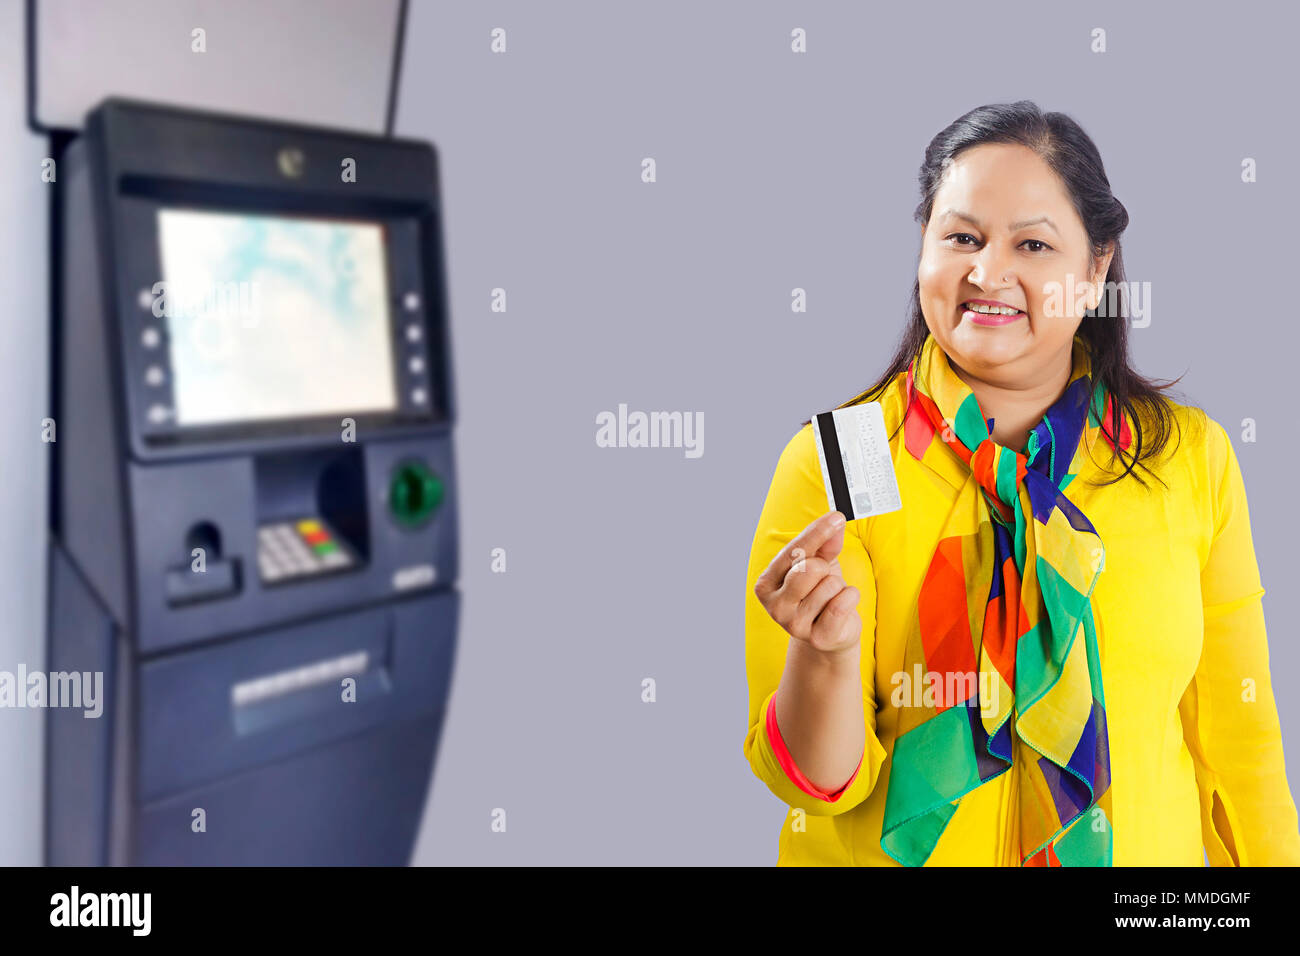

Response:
(743, 367), (1300, 866)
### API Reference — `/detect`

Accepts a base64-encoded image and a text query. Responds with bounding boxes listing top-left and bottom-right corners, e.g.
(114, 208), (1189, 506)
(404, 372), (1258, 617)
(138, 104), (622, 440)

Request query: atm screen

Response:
(156, 208), (398, 427)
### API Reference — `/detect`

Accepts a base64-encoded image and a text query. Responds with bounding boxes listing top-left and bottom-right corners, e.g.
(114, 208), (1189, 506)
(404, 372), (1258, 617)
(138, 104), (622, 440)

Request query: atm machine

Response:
(45, 99), (460, 865)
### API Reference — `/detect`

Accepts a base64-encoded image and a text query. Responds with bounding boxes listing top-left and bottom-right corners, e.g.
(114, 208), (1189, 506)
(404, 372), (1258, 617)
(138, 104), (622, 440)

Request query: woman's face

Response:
(917, 142), (1113, 384)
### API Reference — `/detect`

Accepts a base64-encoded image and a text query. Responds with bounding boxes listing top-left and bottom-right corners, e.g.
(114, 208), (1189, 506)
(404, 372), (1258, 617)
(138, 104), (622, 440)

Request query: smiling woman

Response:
(917, 140), (1117, 452)
(745, 101), (1300, 867)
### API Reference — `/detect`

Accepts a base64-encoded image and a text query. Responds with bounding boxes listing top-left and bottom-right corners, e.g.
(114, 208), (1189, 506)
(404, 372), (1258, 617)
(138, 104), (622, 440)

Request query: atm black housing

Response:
(46, 100), (461, 865)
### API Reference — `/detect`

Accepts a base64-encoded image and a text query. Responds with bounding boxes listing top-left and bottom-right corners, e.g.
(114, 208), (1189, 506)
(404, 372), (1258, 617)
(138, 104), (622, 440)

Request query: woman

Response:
(744, 101), (1300, 866)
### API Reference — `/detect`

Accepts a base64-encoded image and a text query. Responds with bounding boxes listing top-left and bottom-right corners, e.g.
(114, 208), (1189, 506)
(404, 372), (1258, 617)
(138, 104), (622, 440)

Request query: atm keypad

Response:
(257, 518), (355, 584)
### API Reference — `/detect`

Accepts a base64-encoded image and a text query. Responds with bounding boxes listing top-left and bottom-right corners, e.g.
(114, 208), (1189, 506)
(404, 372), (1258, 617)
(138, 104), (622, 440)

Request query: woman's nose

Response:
(969, 245), (1016, 290)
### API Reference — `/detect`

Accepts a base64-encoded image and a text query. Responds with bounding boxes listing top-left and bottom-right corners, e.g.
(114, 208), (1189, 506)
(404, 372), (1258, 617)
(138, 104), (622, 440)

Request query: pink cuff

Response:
(765, 693), (862, 802)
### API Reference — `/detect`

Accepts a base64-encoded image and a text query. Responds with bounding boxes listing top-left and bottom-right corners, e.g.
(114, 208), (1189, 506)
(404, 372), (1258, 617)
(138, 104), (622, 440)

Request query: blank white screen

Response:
(156, 209), (398, 426)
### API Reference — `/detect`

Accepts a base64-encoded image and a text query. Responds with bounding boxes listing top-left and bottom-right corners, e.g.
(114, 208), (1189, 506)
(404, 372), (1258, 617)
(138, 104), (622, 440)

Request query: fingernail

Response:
(830, 512), (846, 528)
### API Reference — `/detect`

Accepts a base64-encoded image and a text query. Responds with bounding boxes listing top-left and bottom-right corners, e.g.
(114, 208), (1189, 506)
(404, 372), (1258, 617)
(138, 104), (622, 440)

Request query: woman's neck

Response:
(950, 350), (1074, 454)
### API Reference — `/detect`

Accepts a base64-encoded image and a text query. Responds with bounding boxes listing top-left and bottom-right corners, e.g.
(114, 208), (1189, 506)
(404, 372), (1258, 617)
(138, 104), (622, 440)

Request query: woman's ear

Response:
(1087, 244), (1116, 310)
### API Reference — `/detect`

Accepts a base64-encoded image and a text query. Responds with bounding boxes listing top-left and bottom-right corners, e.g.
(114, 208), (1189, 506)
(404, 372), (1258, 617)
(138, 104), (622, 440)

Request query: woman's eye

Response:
(945, 234), (1052, 253)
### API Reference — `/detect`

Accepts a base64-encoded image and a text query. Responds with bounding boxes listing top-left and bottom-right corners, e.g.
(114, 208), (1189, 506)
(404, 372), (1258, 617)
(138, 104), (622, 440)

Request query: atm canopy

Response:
(29, 0), (405, 134)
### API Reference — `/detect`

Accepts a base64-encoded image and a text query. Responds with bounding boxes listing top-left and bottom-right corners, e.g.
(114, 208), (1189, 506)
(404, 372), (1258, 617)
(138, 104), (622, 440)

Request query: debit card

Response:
(811, 402), (902, 521)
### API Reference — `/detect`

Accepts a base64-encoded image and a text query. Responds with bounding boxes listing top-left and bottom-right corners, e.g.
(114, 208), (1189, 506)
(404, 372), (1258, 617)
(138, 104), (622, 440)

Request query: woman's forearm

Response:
(773, 637), (866, 794)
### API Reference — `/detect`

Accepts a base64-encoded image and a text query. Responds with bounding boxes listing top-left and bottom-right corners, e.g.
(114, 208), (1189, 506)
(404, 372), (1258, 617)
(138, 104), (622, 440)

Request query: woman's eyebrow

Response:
(939, 208), (1060, 236)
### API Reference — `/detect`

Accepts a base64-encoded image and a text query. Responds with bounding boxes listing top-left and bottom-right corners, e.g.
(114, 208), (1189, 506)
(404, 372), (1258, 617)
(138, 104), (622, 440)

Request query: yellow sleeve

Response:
(743, 424), (888, 816)
(1178, 417), (1300, 865)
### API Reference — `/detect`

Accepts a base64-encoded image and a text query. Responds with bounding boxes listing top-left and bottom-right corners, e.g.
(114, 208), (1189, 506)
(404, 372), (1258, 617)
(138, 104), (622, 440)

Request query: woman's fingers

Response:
(753, 511), (860, 646)
(791, 571), (850, 635)
(753, 511), (846, 604)
(809, 583), (861, 652)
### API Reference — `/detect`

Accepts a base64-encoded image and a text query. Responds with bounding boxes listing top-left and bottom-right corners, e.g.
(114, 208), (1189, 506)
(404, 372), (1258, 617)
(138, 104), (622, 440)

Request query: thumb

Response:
(814, 518), (846, 562)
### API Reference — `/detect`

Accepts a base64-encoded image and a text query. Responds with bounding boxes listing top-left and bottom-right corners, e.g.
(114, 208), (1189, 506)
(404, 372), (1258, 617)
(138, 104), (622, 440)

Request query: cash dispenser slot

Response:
(136, 596), (455, 800)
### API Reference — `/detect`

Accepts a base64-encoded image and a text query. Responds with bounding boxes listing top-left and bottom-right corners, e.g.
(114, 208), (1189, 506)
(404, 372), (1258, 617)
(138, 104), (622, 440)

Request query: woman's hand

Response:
(753, 511), (862, 656)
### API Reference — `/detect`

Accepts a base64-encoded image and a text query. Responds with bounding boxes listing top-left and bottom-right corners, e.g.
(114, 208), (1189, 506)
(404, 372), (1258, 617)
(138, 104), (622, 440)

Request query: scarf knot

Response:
(969, 437), (1023, 520)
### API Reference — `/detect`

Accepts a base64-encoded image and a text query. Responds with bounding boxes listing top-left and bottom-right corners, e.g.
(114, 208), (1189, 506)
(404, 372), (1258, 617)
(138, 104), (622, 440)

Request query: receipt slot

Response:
(45, 100), (460, 865)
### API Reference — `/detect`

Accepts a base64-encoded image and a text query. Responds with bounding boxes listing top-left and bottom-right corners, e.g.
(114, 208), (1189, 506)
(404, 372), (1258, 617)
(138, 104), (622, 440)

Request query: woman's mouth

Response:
(960, 301), (1026, 326)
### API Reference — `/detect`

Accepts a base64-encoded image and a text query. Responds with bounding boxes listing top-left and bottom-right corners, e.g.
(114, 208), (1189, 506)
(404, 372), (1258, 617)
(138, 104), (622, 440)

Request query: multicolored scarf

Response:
(880, 331), (1132, 867)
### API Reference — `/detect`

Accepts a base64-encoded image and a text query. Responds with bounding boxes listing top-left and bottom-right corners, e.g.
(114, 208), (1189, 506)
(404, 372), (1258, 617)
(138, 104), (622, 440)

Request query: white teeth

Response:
(964, 302), (1022, 315)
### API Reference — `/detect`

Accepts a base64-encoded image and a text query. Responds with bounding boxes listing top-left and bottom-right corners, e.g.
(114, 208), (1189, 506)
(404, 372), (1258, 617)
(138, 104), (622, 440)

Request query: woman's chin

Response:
(948, 324), (1030, 370)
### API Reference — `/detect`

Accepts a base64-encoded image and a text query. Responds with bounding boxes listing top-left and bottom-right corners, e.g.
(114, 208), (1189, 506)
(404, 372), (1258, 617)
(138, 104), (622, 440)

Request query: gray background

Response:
(3, 0), (1298, 865)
